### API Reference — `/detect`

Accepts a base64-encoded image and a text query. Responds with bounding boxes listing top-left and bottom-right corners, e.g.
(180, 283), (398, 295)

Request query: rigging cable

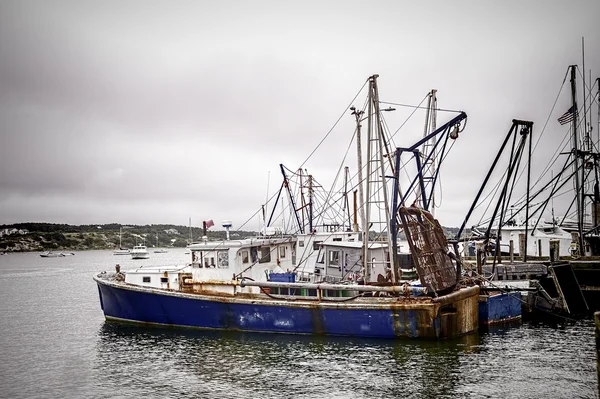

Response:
(298, 79), (369, 170)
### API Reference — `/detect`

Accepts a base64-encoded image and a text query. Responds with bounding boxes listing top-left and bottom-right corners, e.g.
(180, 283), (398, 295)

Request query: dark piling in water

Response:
(595, 311), (600, 394)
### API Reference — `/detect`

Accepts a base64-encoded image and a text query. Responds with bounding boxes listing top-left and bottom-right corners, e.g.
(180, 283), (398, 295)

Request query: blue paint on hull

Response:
(478, 292), (522, 325)
(95, 277), (479, 339)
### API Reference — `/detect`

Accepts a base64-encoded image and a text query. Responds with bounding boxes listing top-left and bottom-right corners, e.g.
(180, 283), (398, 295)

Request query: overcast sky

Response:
(1, 0), (599, 231)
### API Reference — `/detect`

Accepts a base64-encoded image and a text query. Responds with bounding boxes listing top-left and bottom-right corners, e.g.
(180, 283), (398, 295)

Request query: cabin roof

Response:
(188, 237), (294, 251)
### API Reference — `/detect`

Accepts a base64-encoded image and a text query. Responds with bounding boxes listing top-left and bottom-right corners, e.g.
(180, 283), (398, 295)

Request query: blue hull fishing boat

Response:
(94, 75), (481, 339)
(95, 276), (478, 338)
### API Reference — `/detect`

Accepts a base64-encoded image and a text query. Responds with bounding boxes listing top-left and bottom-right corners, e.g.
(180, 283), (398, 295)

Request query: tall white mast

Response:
(362, 75), (396, 283)
(417, 89), (438, 216)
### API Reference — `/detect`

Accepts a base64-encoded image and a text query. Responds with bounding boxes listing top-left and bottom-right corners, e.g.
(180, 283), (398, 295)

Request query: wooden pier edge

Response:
(595, 311), (600, 394)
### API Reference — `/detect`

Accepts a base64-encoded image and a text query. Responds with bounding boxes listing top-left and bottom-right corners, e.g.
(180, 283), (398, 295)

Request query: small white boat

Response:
(40, 251), (64, 258)
(153, 233), (168, 253)
(130, 245), (149, 260)
(40, 251), (74, 258)
(114, 227), (130, 255)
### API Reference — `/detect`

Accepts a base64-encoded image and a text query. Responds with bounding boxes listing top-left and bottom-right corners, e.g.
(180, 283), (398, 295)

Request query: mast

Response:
(344, 166), (351, 231)
(351, 106), (366, 234)
(417, 89), (438, 216)
(570, 65), (585, 253)
(362, 77), (373, 282)
(362, 75), (396, 283)
(582, 38), (590, 152)
(308, 174), (314, 233)
(299, 168), (305, 231)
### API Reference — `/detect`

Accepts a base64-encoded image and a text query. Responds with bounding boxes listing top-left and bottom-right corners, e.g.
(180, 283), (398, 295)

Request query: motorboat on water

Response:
(40, 251), (75, 257)
(152, 234), (168, 253)
(130, 245), (149, 260)
(113, 227), (131, 255)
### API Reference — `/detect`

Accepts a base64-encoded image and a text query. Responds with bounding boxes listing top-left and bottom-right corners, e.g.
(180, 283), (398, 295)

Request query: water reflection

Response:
(95, 323), (488, 399)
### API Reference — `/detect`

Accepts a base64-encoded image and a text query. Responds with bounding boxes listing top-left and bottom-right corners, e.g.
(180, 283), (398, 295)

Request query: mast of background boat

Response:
(299, 168), (305, 231)
(594, 77), (600, 233)
(351, 106), (365, 233)
(344, 167), (351, 230)
(308, 174), (314, 233)
(597, 77), (600, 231)
(362, 77), (373, 282)
(276, 164), (303, 233)
(264, 171), (270, 233)
(569, 65), (585, 253)
(188, 217), (192, 245)
(372, 76), (397, 283)
(363, 75), (396, 283)
(581, 38), (592, 253)
(417, 89), (437, 215)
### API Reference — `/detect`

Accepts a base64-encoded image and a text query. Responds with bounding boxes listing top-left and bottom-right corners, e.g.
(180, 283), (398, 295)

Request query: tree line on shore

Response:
(0, 222), (464, 252)
(0, 223), (255, 252)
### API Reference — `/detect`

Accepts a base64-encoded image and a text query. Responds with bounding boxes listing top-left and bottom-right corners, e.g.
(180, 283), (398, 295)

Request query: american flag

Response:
(558, 105), (578, 125)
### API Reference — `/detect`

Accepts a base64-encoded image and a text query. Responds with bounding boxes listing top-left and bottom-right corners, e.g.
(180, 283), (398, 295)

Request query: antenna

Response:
(222, 220), (232, 240)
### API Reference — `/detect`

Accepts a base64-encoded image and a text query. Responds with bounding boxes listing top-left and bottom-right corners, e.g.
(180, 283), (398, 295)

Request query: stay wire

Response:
(298, 80), (369, 170)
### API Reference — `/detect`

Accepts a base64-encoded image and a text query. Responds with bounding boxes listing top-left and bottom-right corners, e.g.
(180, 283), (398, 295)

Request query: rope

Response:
(297, 79), (369, 170)
(379, 100), (463, 114)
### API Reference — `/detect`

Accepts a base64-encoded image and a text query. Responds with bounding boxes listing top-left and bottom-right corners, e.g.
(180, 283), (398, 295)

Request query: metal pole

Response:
(363, 76), (374, 282)
(525, 122), (533, 263)
(456, 122), (517, 239)
(570, 65), (584, 253)
(240, 279), (428, 295)
(351, 107), (366, 235)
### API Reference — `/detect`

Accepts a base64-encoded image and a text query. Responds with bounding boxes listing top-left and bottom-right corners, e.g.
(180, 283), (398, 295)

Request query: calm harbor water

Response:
(0, 250), (597, 398)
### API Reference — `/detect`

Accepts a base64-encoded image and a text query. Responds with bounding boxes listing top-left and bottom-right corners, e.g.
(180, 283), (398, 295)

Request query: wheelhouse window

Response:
(217, 250), (229, 268)
(299, 240), (305, 247)
(160, 277), (168, 283)
(313, 241), (322, 250)
(202, 252), (216, 268)
(259, 246), (271, 263)
(143, 276), (151, 283)
(329, 250), (340, 266)
(279, 246), (286, 258)
(241, 250), (249, 264)
(316, 251), (325, 264)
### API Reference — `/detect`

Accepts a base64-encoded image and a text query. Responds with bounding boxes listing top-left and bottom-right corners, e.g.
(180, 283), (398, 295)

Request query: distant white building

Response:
(164, 229), (180, 235)
(0, 228), (22, 237)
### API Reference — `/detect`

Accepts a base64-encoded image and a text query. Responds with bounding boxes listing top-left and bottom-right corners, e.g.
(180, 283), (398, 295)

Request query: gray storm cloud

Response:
(1, 0), (599, 229)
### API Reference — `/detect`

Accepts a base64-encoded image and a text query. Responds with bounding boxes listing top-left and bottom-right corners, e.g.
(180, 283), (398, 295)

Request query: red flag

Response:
(205, 220), (214, 229)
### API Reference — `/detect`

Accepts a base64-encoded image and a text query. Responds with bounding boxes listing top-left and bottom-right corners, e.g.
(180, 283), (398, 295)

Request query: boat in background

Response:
(153, 233), (168, 253)
(40, 251), (75, 258)
(113, 227), (130, 255)
(130, 244), (149, 260)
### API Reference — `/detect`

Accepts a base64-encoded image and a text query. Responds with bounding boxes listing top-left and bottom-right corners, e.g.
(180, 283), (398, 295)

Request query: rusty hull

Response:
(95, 273), (479, 339)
